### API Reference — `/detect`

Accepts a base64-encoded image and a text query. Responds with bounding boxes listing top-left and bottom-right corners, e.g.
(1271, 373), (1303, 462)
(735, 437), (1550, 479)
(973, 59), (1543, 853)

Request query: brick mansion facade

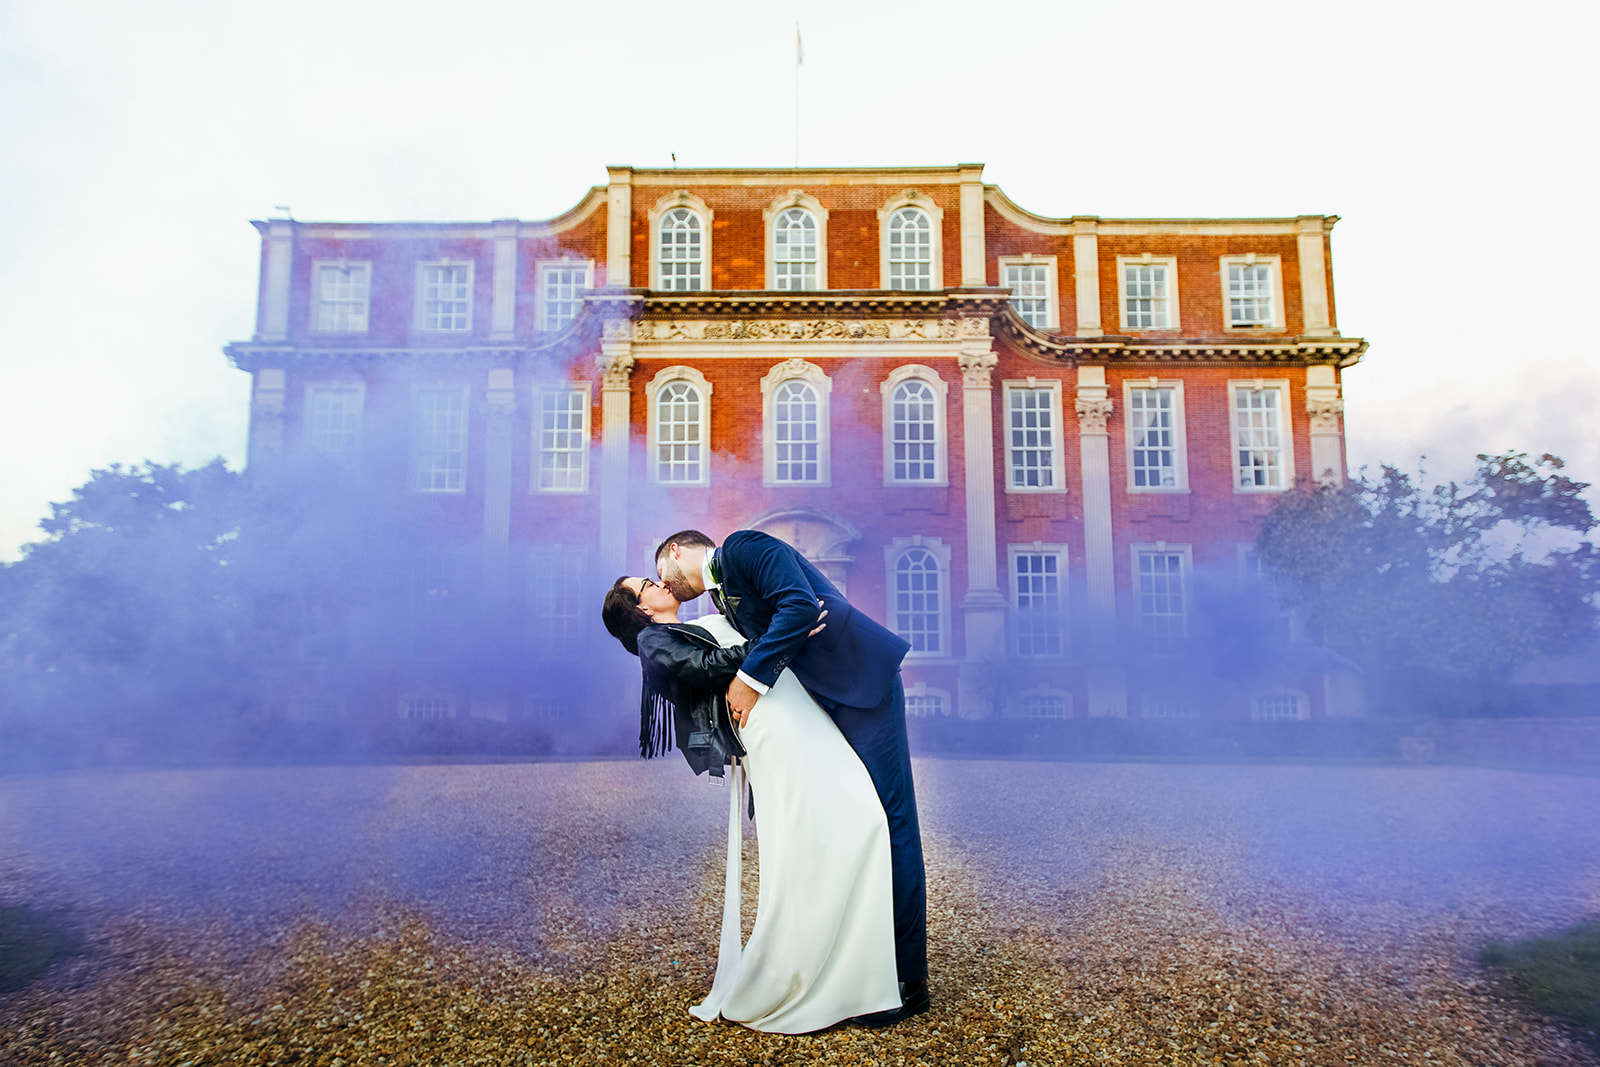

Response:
(225, 164), (1367, 725)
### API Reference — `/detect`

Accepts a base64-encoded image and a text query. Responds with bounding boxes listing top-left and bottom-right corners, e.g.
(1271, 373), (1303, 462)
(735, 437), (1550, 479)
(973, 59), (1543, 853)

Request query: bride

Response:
(602, 576), (902, 1034)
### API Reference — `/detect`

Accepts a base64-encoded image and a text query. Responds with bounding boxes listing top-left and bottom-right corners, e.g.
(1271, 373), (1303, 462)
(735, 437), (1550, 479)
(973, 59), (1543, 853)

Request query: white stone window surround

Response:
(1116, 254), (1181, 332)
(760, 358), (831, 486)
(878, 190), (945, 291)
(1121, 377), (1189, 493)
(415, 260), (475, 333)
(1140, 695), (1198, 719)
(1001, 377), (1067, 494)
(535, 258), (594, 332)
(763, 191), (829, 291)
(885, 535), (953, 659)
(647, 365), (713, 487)
(303, 380), (365, 461)
(310, 259), (372, 333)
(1220, 254), (1286, 331)
(881, 364), (949, 487)
(1253, 689), (1310, 721)
(1131, 541), (1193, 652)
(533, 381), (591, 493)
(649, 191), (714, 292)
(1007, 542), (1070, 659)
(1229, 378), (1295, 493)
(904, 681), (953, 717)
(411, 383), (470, 493)
(997, 254), (1060, 331)
(1016, 684), (1073, 720)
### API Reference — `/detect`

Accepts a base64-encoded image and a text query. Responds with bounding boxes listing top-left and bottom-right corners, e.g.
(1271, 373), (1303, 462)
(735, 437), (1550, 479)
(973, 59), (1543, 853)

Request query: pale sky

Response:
(2, 0), (1594, 559)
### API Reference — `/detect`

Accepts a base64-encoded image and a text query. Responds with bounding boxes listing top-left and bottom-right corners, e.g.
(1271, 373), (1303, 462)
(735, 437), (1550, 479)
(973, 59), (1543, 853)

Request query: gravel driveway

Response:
(2, 758), (1597, 1065)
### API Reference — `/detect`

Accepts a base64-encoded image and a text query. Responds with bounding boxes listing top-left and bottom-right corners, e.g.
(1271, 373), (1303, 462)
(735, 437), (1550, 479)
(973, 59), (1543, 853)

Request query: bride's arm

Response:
(636, 627), (748, 689)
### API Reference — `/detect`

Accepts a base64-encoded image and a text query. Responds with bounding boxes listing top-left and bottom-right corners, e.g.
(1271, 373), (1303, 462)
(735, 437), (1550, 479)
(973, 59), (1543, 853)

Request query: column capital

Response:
(1075, 395), (1114, 435)
(1307, 397), (1344, 433)
(596, 346), (635, 390)
(958, 348), (997, 388)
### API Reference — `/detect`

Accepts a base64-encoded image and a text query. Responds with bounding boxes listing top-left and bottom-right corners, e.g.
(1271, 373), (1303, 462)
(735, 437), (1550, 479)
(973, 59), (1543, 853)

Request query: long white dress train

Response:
(686, 614), (902, 1034)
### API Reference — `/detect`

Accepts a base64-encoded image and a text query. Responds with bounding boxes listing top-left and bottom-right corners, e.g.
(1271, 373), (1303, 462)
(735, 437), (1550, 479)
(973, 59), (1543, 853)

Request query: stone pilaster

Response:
(1071, 217), (1102, 337)
(605, 168), (633, 288)
(597, 325), (636, 575)
(1305, 364), (1345, 486)
(1076, 365), (1126, 717)
(259, 219), (293, 341)
(248, 368), (287, 469)
(483, 367), (516, 547)
(490, 219), (518, 341)
(959, 164), (987, 287)
(1297, 216), (1336, 338)
(957, 332), (1009, 716)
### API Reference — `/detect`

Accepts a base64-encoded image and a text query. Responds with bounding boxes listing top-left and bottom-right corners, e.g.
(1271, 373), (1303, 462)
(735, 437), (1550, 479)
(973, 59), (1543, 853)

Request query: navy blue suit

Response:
(713, 529), (927, 983)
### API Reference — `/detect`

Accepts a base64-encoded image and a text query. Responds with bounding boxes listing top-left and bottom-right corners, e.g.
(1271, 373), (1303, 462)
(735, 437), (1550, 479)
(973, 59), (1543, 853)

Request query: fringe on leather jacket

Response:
(635, 622), (749, 777)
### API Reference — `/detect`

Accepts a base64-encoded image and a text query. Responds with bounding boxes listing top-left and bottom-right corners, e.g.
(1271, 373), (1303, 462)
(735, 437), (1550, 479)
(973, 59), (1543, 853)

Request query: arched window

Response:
(761, 358), (831, 485)
(658, 207), (703, 290)
(882, 365), (947, 486)
(772, 380), (820, 482)
(886, 537), (951, 657)
(772, 208), (818, 290)
(886, 207), (934, 290)
(648, 366), (713, 486)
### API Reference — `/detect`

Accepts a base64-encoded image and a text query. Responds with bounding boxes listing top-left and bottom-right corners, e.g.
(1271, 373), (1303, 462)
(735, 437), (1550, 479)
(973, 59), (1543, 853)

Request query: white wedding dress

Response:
(686, 614), (902, 1034)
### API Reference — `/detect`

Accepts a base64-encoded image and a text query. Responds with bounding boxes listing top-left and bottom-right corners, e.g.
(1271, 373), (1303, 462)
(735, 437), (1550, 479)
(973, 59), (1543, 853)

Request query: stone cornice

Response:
(617, 287), (1014, 319)
(992, 307), (1367, 368)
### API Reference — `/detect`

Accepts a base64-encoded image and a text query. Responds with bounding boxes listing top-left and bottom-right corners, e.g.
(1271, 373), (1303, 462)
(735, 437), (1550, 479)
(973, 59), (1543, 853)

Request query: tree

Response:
(1256, 453), (1600, 708)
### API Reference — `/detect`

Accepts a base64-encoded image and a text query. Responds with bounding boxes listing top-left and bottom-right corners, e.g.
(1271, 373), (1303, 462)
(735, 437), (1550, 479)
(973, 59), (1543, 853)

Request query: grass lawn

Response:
(1483, 919), (1600, 1037)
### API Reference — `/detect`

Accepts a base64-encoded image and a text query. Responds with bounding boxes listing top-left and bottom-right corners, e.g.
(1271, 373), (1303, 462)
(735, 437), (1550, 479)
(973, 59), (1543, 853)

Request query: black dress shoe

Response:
(849, 979), (930, 1028)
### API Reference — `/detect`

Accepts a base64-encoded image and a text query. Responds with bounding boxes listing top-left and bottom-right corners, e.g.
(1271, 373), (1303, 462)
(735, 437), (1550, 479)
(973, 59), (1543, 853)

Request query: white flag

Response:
(796, 23), (804, 64)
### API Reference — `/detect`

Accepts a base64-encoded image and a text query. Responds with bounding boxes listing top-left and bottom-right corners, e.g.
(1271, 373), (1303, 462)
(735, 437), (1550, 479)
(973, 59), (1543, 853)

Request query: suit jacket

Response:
(716, 529), (911, 710)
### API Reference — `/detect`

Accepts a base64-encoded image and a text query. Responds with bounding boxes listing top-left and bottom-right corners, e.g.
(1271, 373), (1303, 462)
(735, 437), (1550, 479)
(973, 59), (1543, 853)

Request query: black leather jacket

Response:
(635, 622), (748, 777)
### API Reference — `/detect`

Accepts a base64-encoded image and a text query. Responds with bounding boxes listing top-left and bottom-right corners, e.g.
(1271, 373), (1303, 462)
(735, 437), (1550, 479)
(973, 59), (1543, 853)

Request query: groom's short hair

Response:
(654, 528), (715, 564)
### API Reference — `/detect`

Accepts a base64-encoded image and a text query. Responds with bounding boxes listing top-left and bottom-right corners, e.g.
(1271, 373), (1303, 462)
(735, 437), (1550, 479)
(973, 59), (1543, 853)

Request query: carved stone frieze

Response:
(626, 319), (967, 342)
(1075, 396), (1115, 435)
(958, 350), (998, 388)
(1307, 397), (1345, 433)
(962, 316), (990, 338)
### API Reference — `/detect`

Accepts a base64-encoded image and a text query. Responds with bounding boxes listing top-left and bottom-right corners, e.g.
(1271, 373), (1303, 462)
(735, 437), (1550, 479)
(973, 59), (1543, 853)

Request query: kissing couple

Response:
(601, 528), (929, 1034)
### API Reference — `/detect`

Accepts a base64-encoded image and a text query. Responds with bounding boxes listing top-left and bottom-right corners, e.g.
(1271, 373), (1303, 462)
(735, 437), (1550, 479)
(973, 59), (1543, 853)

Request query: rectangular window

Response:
(413, 385), (468, 492)
(1019, 691), (1071, 719)
(1232, 383), (1288, 490)
(1123, 261), (1170, 329)
(419, 262), (472, 332)
(313, 261), (370, 332)
(304, 383), (363, 463)
(538, 263), (590, 331)
(529, 546), (586, 655)
(1006, 386), (1058, 489)
(1136, 546), (1188, 653)
(906, 693), (947, 717)
(536, 387), (589, 491)
(1128, 386), (1179, 488)
(1227, 262), (1274, 326)
(1004, 263), (1050, 329)
(1011, 547), (1067, 658)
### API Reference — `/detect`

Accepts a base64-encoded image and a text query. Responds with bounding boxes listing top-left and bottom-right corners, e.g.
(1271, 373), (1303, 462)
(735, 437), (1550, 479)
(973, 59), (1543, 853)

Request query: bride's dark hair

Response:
(601, 577), (651, 656)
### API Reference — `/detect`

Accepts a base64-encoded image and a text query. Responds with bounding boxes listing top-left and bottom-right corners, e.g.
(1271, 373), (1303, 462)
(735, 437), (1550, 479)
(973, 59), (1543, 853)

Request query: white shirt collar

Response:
(701, 547), (719, 592)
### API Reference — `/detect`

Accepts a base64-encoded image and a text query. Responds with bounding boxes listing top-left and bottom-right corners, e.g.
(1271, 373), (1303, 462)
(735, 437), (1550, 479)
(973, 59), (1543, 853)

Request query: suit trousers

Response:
(816, 673), (927, 984)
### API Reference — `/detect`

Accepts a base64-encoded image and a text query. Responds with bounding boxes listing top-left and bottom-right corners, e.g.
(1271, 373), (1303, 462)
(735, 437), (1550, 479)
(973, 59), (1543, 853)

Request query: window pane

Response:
(413, 387), (468, 491)
(316, 263), (369, 332)
(1013, 552), (1063, 657)
(1123, 263), (1168, 329)
(421, 265), (471, 331)
(891, 379), (938, 482)
(656, 381), (702, 481)
(1008, 388), (1055, 488)
(1005, 263), (1050, 329)
(1234, 387), (1283, 488)
(306, 384), (362, 462)
(1228, 263), (1272, 325)
(542, 266), (588, 330)
(1137, 550), (1186, 652)
(1129, 387), (1178, 488)
(772, 379), (821, 482)
(887, 208), (933, 290)
(538, 388), (587, 489)
(894, 547), (941, 653)
(773, 207), (818, 291)
(659, 208), (703, 291)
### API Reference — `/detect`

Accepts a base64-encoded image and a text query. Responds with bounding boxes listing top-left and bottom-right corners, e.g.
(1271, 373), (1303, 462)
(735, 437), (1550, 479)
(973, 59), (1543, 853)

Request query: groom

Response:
(656, 528), (930, 1026)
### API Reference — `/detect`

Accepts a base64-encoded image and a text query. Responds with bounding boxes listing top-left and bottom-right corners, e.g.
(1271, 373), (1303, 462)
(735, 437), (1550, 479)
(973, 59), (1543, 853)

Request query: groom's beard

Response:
(659, 560), (699, 603)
